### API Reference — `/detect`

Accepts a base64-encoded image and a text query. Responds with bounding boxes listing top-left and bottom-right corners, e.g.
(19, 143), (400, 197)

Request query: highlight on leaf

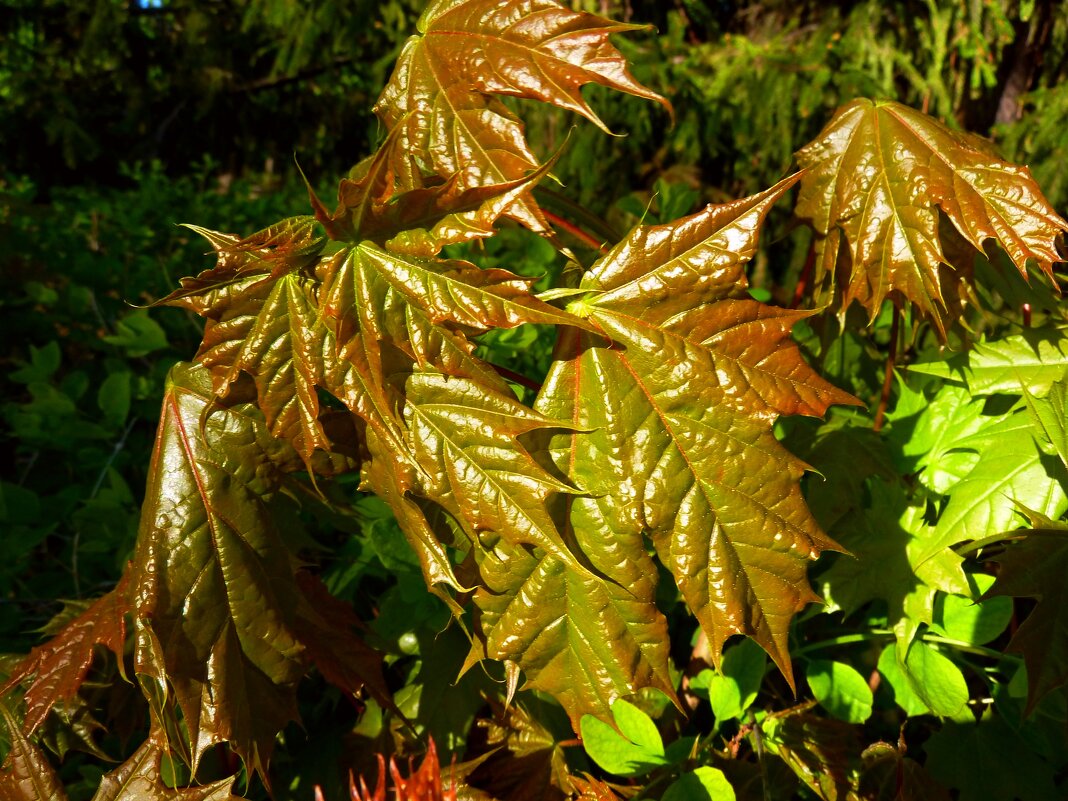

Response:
(795, 98), (1068, 335)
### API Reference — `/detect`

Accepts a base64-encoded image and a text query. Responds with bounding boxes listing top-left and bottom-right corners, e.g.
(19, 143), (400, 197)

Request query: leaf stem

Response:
(873, 303), (900, 431)
(791, 241), (815, 309)
(542, 210), (608, 253)
(489, 363), (543, 393)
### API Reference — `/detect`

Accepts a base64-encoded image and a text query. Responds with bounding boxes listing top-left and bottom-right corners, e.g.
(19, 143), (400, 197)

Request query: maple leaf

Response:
(982, 509), (1068, 713)
(93, 732), (239, 801)
(160, 219), (334, 466)
(795, 98), (1068, 334)
(405, 371), (586, 570)
(0, 702), (66, 801)
(0, 572), (131, 735)
(129, 362), (305, 779)
(932, 407), (1068, 547)
(373, 0), (670, 229)
(316, 241), (594, 492)
(908, 326), (1068, 396)
(309, 124), (558, 256)
(819, 478), (970, 640)
(528, 176), (857, 690)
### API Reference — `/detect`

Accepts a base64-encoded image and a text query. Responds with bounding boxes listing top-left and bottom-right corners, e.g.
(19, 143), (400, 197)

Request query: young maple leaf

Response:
(316, 739), (467, 801)
(0, 702), (67, 801)
(373, 0), (671, 229)
(0, 572), (131, 735)
(93, 732), (239, 801)
(520, 174), (859, 709)
(159, 218), (334, 468)
(795, 98), (1068, 335)
(130, 363), (305, 779)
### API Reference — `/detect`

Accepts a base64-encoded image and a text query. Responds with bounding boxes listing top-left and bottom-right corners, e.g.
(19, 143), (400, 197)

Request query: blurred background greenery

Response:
(1, 0), (1066, 795)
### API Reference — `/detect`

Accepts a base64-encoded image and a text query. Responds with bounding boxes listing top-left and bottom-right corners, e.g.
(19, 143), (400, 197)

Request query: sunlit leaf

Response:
(821, 479), (970, 637)
(796, 99), (1068, 333)
(373, 0), (670, 228)
(908, 327), (1068, 395)
(539, 176), (857, 685)
(129, 363), (305, 778)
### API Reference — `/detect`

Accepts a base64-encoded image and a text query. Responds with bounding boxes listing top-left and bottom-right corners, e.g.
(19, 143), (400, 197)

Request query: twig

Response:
(873, 304), (900, 431)
(543, 210), (608, 253)
(489, 363), (542, 393)
(791, 242), (815, 309)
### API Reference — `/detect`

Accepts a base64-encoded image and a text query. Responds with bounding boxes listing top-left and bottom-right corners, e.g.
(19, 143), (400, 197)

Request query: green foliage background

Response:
(2, 1), (1067, 798)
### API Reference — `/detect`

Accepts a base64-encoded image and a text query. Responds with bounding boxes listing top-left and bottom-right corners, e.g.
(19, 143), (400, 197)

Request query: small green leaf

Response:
(705, 638), (767, 723)
(609, 699), (663, 755)
(96, 372), (132, 428)
(931, 574), (1012, 646)
(805, 659), (873, 723)
(662, 766), (737, 801)
(579, 699), (668, 777)
(10, 341), (61, 384)
(908, 328), (1068, 396)
(102, 310), (169, 357)
(877, 641), (968, 718)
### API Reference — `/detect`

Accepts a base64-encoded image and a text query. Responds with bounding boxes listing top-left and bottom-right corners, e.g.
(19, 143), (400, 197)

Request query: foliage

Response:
(3, 1), (1068, 800)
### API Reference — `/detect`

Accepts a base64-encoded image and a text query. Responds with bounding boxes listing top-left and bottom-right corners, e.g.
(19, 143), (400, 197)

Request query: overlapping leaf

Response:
(93, 733), (239, 801)
(524, 176), (857, 690)
(309, 125), (559, 255)
(373, 0), (670, 228)
(796, 98), (1068, 333)
(0, 574), (130, 736)
(818, 477), (970, 648)
(909, 326), (1068, 395)
(129, 363), (306, 777)
(983, 510), (1068, 713)
(160, 217), (332, 465)
(0, 703), (65, 801)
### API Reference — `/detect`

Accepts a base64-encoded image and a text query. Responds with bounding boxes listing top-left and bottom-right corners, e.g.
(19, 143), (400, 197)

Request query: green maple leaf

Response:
(526, 175), (858, 692)
(909, 327), (1068, 396)
(373, 0), (670, 229)
(796, 99), (1068, 333)
(982, 510), (1068, 713)
(885, 379), (987, 495)
(1021, 373), (1068, 470)
(129, 363), (306, 778)
(820, 478), (970, 636)
(932, 408), (1068, 548)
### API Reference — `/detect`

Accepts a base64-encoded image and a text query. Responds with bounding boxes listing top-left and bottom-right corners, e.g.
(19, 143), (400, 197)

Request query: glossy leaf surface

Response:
(92, 734), (238, 801)
(796, 99), (1068, 332)
(130, 363), (305, 777)
(0, 574), (130, 735)
(0, 703), (66, 801)
(538, 176), (856, 683)
(373, 0), (669, 228)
